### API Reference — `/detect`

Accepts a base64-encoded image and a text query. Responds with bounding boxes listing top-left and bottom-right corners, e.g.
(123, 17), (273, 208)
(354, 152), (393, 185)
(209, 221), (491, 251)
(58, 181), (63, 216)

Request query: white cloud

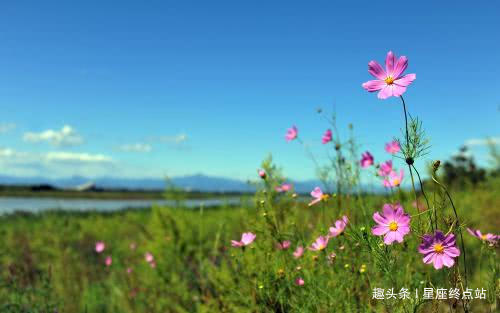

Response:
(23, 125), (84, 147)
(148, 133), (188, 144)
(118, 143), (152, 152)
(464, 137), (500, 147)
(0, 123), (16, 134)
(45, 151), (112, 163)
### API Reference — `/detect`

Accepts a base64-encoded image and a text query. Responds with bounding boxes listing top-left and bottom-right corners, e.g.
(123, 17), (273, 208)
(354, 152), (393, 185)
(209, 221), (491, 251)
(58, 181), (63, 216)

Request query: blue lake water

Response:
(0, 197), (242, 215)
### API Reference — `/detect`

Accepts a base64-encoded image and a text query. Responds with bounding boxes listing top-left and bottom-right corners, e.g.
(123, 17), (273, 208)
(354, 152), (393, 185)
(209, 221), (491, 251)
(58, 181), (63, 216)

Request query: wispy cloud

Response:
(118, 143), (152, 153)
(464, 137), (500, 147)
(147, 133), (188, 144)
(45, 151), (112, 163)
(0, 123), (16, 134)
(23, 125), (84, 147)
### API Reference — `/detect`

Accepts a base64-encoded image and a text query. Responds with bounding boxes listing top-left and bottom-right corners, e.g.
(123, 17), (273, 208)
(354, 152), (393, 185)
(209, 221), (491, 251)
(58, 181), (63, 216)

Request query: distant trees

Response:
(441, 146), (486, 188)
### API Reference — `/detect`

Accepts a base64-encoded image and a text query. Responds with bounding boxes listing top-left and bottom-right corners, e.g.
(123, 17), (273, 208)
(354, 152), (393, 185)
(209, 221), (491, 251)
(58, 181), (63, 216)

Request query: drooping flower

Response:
(467, 228), (498, 245)
(360, 151), (374, 168)
(383, 169), (404, 187)
(276, 240), (291, 250)
(371, 203), (411, 245)
(308, 187), (329, 206)
(378, 160), (393, 177)
(285, 125), (298, 142)
(275, 183), (293, 193)
(95, 241), (105, 253)
(385, 141), (401, 154)
(258, 169), (267, 179)
(309, 236), (329, 251)
(418, 231), (460, 270)
(149, 261), (157, 268)
(293, 246), (304, 259)
(328, 216), (349, 237)
(362, 51), (416, 99)
(145, 252), (154, 263)
(231, 232), (256, 247)
(105, 256), (112, 266)
(295, 277), (305, 286)
(322, 129), (333, 144)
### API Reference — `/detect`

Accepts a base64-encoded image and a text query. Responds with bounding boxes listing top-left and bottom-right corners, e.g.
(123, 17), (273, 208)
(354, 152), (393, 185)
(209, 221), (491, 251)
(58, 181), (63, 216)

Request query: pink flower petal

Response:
(362, 79), (386, 92)
(394, 73), (416, 87)
(373, 212), (388, 225)
(368, 61), (387, 80)
(377, 85), (393, 99)
(393, 56), (408, 79)
(385, 51), (395, 76)
(372, 225), (389, 236)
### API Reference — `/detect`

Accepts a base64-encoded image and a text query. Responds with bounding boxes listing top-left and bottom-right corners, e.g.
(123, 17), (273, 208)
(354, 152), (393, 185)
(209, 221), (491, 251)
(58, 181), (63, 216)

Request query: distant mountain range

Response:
(0, 174), (383, 193)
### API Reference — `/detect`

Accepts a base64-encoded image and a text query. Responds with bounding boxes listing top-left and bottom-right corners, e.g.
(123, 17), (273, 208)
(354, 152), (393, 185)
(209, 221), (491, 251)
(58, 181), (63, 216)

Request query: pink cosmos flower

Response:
(276, 240), (291, 250)
(285, 125), (298, 142)
(145, 252), (154, 263)
(322, 129), (333, 144)
(362, 51), (416, 99)
(385, 141), (401, 154)
(95, 241), (105, 253)
(328, 216), (349, 237)
(360, 151), (374, 168)
(127, 267), (133, 274)
(231, 232), (256, 247)
(378, 160), (393, 177)
(149, 261), (157, 268)
(308, 187), (329, 206)
(418, 231), (460, 270)
(258, 169), (266, 179)
(467, 228), (498, 244)
(371, 203), (411, 245)
(105, 256), (112, 266)
(293, 246), (304, 259)
(295, 277), (305, 286)
(309, 236), (329, 251)
(383, 169), (404, 188)
(275, 183), (292, 193)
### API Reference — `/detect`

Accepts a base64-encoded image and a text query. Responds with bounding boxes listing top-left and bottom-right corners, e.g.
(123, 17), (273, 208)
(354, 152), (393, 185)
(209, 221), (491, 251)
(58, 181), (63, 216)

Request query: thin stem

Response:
(411, 164), (435, 231)
(432, 175), (469, 307)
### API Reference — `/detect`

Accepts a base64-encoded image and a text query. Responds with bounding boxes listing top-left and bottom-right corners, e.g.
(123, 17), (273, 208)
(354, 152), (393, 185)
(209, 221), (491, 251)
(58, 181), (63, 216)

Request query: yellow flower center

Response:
(321, 194), (330, 201)
(481, 234), (488, 240)
(392, 178), (400, 186)
(385, 76), (395, 85)
(433, 243), (444, 254)
(389, 221), (398, 231)
(318, 244), (326, 250)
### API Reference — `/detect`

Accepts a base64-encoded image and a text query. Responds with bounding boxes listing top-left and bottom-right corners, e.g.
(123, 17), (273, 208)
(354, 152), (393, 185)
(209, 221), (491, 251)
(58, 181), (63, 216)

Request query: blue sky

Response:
(0, 1), (499, 181)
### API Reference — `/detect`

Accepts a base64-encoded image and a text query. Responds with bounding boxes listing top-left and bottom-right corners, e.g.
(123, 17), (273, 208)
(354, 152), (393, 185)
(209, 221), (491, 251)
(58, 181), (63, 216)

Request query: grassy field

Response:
(0, 177), (498, 312)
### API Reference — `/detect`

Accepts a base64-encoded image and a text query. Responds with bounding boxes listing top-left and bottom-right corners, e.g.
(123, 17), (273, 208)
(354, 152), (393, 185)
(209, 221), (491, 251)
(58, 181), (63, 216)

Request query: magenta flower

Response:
(285, 125), (298, 141)
(127, 267), (133, 274)
(308, 186), (329, 206)
(362, 51), (416, 99)
(372, 203), (411, 245)
(276, 240), (291, 250)
(360, 151), (374, 168)
(258, 169), (267, 179)
(383, 169), (404, 187)
(467, 228), (498, 244)
(231, 232), (256, 247)
(95, 241), (105, 253)
(322, 129), (333, 144)
(418, 231), (460, 270)
(385, 141), (401, 154)
(309, 236), (329, 251)
(145, 252), (154, 263)
(293, 246), (304, 259)
(105, 256), (112, 266)
(328, 216), (349, 237)
(276, 183), (292, 193)
(295, 277), (305, 286)
(378, 160), (393, 177)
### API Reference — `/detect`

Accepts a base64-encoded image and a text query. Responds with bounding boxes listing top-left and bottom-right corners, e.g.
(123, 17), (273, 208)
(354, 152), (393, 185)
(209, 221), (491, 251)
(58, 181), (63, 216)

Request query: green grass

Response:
(0, 181), (498, 312)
